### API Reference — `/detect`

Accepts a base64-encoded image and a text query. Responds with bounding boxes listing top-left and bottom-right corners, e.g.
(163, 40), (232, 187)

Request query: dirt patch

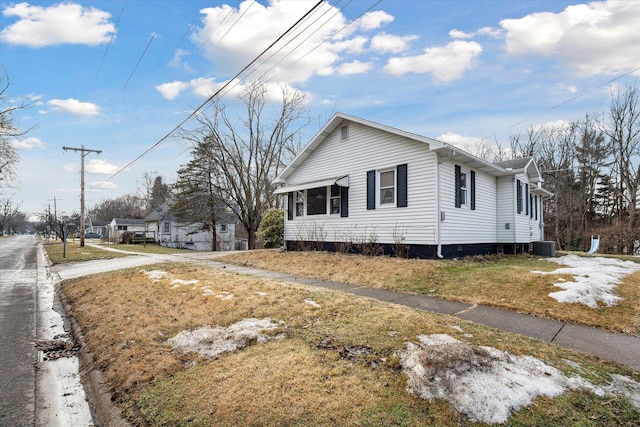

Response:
(32, 334), (80, 360)
(167, 318), (284, 360)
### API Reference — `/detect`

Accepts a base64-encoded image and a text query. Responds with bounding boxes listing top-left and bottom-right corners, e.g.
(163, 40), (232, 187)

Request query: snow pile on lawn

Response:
(140, 269), (200, 288)
(398, 334), (588, 424)
(168, 318), (283, 359)
(532, 255), (640, 308)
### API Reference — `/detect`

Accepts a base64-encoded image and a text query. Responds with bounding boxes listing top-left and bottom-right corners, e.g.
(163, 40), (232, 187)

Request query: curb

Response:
(43, 244), (132, 427)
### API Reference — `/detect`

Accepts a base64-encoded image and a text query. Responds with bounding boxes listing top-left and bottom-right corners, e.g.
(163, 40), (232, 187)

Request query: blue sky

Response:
(2, 0), (639, 219)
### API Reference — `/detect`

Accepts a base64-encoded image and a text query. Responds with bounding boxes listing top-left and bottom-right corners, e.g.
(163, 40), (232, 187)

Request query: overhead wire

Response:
(122, 31), (157, 90)
(96, 0), (127, 79)
(101, 0), (327, 184)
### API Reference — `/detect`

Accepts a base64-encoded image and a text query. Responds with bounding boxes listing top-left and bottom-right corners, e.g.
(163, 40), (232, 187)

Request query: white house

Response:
(108, 218), (147, 243)
(274, 113), (553, 258)
(145, 200), (241, 251)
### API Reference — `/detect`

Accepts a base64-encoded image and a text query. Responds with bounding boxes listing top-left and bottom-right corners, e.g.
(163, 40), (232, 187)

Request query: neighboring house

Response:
(274, 113), (553, 258)
(108, 218), (147, 243)
(145, 200), (241, 251)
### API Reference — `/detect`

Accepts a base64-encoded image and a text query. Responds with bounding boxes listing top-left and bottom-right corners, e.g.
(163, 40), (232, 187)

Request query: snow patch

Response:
(304, 299), (321, 308)
(167, 318), (283, 359)
(141, 270), (169, 281)
(215, 291), (234, 300)
(170, 278), (199, 286)
(532, 255), (640, 308)
(397, 334), (591, 424)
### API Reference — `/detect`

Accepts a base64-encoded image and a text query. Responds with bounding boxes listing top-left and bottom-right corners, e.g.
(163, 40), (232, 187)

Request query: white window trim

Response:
(459, 170), (468, 207)
(378, 168), (396, 207)
(294, 185), (343, 217)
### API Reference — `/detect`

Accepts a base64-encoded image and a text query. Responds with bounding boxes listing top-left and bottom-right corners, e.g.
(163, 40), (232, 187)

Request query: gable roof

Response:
(112, 218), (146, 226)
(276, 112), (545, 183)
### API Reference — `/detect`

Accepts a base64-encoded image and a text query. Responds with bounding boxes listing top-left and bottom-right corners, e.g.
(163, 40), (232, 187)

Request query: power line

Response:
(96, 0), (127, 79)
(506, 65), (640, 131)
(122, 31), (157, 90)
(101, 0), (326, 184)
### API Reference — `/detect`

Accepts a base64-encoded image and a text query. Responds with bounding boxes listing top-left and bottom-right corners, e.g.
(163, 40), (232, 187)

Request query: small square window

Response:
(220, 224), (227, 233)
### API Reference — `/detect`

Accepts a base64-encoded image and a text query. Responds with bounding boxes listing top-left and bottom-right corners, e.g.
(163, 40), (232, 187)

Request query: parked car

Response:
(75, 231), (102, 239)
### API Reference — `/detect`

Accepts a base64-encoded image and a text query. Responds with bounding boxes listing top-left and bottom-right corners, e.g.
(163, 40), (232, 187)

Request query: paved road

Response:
(0, 235), (38, 426)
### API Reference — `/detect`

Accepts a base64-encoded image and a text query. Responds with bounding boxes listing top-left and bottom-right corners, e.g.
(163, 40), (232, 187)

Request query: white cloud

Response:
(450, 27), (502, 39)
(49, 98), (100, 116)
(12, 136), (44, 150)
(89, 180), (117, 190)
(86, 158), (119, 175)
(193, 1), (367, 84)
(169, 48), (193, 72)
(501, 0), (640, 76)
(449, 29), (473, 39)
(156, 81), (190, 100)
(336, 60), (372, 76)
(385, 40), (482, 83)
(63, 163), (76, 173)
(355, 10), (394, 31)
(370, 33), (418, 54)
(0, 2), (115, 47)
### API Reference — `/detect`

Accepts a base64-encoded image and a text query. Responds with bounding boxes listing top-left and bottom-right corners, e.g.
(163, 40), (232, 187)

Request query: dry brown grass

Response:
(61, 263), (640, 426)
(219, 251), (640, 335)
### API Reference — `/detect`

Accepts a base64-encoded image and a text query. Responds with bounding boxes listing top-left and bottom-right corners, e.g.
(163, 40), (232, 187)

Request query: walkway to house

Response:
(201, 258), (640, 370)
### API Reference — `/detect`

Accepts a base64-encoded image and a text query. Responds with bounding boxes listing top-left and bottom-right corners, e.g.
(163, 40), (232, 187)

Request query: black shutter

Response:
(367, 170), (376, 210)
(516, 180), (522, 214)
(454, 165), (461, 208)
(287, 192), (293, 220)
(525, 183), (529, 215)
(397, 163), (408, 207)
(340, 186), (349, 217)
(470, 170), (476, 210)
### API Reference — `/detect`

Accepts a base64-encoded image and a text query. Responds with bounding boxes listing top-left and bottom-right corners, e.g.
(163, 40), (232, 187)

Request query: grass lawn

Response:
(43, 240), (131, 264)
(61, 263), (640, 426)
(218, 251), (640, 335)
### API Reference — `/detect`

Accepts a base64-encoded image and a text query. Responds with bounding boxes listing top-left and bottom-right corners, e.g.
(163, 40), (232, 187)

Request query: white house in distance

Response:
(108, 218), (147, 243)
(274, 113), (553, 258)
(145, 200), (242, 251)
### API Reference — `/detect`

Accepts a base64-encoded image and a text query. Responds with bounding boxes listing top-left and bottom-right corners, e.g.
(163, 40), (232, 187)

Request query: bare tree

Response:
(0, 198), (22, 234)
(0, 70), (30, 190)
(603, 83), (640, 253)
(90, 194), (145, 222)
(180, 81), (310, 248)
(138, 172), (172, 213)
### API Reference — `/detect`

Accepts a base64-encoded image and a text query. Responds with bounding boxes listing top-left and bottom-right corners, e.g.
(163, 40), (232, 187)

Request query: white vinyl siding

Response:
(440, 161), (497, 245)
(284, 122), (437, 245)
(496, 176), (515, 243)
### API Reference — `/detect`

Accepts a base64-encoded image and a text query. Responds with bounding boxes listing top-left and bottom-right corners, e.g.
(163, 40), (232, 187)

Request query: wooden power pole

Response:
(62, 145), (102, 247)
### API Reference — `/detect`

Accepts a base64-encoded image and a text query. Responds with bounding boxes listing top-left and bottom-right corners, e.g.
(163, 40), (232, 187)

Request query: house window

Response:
(379, 170), (395, 205)
(117, 225), (128, 231)
(454, 165), (474, 209)
(341, 125), (349, 141)
(163, 222), (170, 233)
(459, 172), (467, 206)
(516, 179), (523, 214)
(220, 224), (228, 233)
(306, 186), (327, 215)
(295, 190), (304, 217)
(330, 184), (341, 214)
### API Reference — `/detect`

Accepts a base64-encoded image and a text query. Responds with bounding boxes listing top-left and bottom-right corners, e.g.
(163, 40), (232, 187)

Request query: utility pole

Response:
(47, 197), (61, 240)
(62, 145), (102, 247)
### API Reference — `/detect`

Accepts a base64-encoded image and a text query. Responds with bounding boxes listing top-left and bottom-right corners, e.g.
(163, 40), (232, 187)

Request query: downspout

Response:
(436, 154), (443, 258)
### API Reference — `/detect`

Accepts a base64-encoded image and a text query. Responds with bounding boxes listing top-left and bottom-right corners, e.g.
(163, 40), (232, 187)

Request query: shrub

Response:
(257, 208), (284, 248)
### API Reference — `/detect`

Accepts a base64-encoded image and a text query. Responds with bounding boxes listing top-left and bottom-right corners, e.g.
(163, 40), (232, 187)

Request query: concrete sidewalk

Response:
(201, 260), (640, 371)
